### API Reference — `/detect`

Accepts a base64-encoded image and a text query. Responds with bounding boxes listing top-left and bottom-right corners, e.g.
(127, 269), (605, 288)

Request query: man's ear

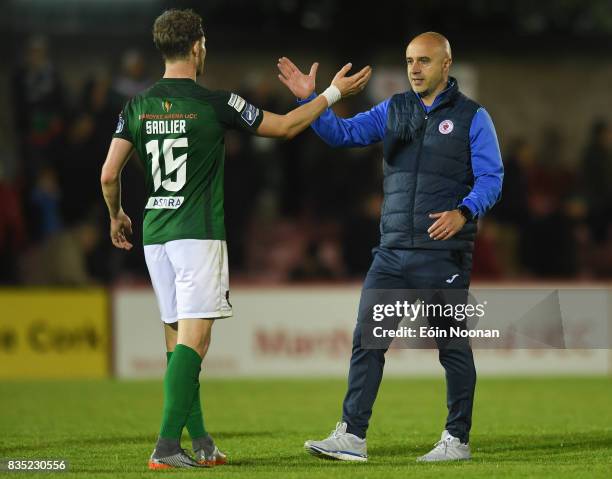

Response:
(192, 40), (200, 57)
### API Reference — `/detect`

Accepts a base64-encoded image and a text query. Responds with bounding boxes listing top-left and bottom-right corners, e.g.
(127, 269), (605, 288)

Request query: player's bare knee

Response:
(177, 318), (213, 357)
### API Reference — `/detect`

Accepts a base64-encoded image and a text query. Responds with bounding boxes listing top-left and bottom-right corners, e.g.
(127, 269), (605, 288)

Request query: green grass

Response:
(0, 377), (611, 478)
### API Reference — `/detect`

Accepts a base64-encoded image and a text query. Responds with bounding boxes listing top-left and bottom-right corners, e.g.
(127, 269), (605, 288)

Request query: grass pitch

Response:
(0, 377), (611, 478)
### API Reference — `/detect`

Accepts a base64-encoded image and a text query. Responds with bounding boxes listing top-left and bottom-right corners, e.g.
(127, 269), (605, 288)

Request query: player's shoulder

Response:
(165, 83), (238, 112)
(120, 88), (149, 112)
(192, 87), (240, 109)
(122, 81), (213, 107)
(194, 88), (252, 121)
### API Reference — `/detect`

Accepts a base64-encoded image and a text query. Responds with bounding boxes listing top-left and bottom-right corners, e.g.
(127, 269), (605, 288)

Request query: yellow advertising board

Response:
(0, 289), (109, 379)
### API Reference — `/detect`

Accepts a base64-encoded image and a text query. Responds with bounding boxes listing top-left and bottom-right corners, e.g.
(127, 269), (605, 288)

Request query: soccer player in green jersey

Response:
(100, 8), (371, 470)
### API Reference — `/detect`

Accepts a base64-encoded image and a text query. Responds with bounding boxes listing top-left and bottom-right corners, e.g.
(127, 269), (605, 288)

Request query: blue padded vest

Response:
(380, 79), (480, 251)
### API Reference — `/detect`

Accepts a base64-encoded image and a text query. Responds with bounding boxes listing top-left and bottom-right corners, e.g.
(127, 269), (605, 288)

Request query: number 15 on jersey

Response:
(145, 138), (188, 193)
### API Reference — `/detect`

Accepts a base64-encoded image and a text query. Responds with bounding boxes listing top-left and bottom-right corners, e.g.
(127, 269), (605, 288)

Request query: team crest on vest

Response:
(162, 100), (172, 112)
(438, 119), (454, 134)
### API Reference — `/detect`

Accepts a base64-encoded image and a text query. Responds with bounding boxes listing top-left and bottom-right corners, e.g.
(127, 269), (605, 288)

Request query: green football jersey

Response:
(112, 78), (263, 245)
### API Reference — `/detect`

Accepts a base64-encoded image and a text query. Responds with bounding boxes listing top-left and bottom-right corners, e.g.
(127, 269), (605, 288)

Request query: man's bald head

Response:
(408, 32), (452, 60)
(405, 32), (453, 103)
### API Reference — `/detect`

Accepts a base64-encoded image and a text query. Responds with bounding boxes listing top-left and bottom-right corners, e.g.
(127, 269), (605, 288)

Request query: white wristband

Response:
(321, 85), (341, 107)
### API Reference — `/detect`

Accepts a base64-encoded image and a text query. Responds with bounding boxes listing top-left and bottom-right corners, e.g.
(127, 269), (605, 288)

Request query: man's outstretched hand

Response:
(277, 57), (318, 99)
(277, 57), (372, 100)
(331, 62), (372, 98)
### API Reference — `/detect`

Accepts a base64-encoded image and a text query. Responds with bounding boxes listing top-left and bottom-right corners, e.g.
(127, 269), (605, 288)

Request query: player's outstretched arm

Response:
(100, 137), (134, 250)
(256, 62), (371, 139)
(277, 57), (387, 147)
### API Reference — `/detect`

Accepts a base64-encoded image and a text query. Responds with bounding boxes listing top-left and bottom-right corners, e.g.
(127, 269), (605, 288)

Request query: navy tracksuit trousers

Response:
(342, 246), (476, 443)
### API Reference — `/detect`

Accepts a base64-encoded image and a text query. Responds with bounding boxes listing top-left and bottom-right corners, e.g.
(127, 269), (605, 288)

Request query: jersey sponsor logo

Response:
(162, 100), (173, 112)
(145, 196), (184, 209)
(139, 112), (198, 120)
(241, 103), (260, 126)
(228, 93), (246, 112)
(115, 113), (125, 133)
(438, 119), (454, 134)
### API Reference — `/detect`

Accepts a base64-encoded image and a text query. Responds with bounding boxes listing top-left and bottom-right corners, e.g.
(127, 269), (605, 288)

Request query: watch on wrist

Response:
(457, 205), (474, 221)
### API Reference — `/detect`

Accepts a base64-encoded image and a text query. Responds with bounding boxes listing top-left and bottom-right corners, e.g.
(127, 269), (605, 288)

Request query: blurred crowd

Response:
(1, 37), (611, 286)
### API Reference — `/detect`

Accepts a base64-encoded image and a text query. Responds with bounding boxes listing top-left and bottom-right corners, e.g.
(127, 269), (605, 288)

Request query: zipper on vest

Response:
(408, 114), (428, 247)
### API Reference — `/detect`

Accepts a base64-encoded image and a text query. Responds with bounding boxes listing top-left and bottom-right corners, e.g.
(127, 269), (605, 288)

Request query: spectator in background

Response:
(12, 35), (67, 242)
(225, 75), (276, 271)
(60, 72), (124, 283)
(471, 218), (503, 279)
(494, 138), (532, 225)
(289, 238), (345, 281)
(19, 221), (99, 285)
(224, 129), (262, 272)
(295, 99), (374, 222)
(62, 71), (119, 224)
(342, 193), (383, 276)
(108, 49), (154, 280)
(112, 49), (152, 101)
(490, 138), (533, 276)
(523, 127), (578, 277)
(30, 166), (62, 241)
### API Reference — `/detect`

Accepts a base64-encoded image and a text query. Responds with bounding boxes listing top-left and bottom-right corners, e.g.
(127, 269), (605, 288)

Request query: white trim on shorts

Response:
(144, 239), (233, 324)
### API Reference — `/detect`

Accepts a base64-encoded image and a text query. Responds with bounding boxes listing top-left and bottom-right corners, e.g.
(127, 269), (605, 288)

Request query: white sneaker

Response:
(417, 430), (471, 462)
(304, 422), (368, 462)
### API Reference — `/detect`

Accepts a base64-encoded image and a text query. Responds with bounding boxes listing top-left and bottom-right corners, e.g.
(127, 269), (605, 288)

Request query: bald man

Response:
(278, 32), (503, 462)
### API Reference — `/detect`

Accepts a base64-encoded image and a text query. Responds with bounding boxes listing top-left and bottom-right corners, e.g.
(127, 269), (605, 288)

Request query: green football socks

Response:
(159, 344), (204, 440)
(165, 349), (207, 440)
